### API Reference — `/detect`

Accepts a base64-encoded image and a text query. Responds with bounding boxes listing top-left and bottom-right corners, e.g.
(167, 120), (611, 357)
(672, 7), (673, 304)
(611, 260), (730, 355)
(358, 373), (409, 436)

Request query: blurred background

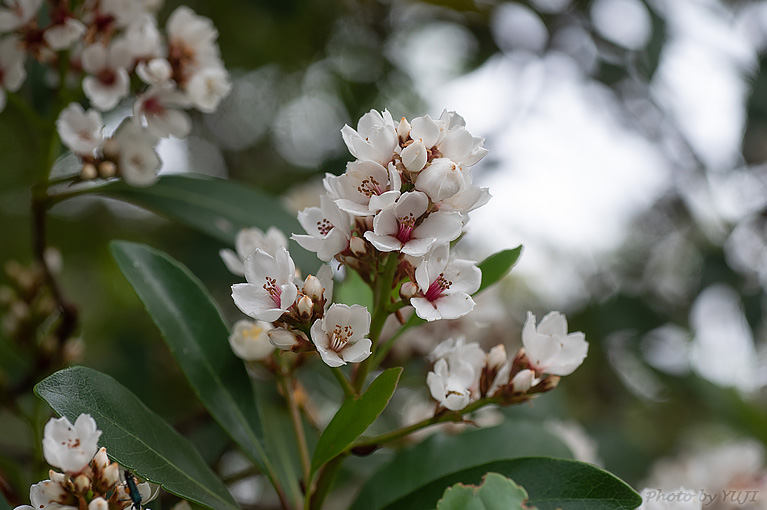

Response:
(3, 0), (767, 508)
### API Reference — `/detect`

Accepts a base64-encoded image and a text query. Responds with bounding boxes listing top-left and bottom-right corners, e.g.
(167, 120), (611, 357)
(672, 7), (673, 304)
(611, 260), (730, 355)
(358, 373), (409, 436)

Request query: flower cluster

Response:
(0, 0), (230, 186)
(427, 312), (588, 411)
(14, 414), (155, 510)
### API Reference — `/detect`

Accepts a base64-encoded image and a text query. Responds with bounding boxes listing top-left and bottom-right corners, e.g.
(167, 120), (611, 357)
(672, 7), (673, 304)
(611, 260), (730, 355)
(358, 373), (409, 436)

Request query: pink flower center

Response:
(424, 273), (451, 302)
(143, 97), (165, 115)
(357, 176), (383, 198)
(329, 324), (353, 352)
(316, 218), (334, 237)
(263, 276), (282, 308)
(396, 213), (417, 243)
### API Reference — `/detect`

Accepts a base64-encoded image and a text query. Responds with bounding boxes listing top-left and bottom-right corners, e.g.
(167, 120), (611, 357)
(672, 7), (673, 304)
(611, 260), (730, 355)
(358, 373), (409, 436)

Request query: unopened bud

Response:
(302, 275), (323, 301)
(88, 497), (109, 510)
(92, 447), (109, 470)
(400, 282), (418, 300)
(81, 162), (98, 180)
(401, 139), (427, 173)
(103, 462), (120, 486)
(49, 470), (66, 483)
(297, 295), (313, 317)
(268, 328), (298, 350)
(98, 161), (117, 178)
(511, 369), (539, 393)
(102, 138), (120, 160)
(74, 474), (91, 494)
(349, 236), (367, 257)
(486, 345), (507, 372)
(397, 117), (411, 140)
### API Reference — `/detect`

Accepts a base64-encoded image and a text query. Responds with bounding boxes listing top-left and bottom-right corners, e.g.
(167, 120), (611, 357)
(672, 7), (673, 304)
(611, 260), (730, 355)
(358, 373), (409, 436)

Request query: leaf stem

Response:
(331, 367), (356, 399)
(281, 373), (311, 498)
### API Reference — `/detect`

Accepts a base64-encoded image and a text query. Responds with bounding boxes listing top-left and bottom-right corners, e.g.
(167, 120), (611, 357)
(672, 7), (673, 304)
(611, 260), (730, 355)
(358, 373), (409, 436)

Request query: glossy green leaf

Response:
(311, 367), (402, 475)
(476, 246), (522, 294)
(35, 367), (239, 510)
(386, 458), (641, 510)
(110, 241), (278, 483)
(437, 473), (533, 510)
(91, 174), (318, 273)
(350, 419), (571, 510)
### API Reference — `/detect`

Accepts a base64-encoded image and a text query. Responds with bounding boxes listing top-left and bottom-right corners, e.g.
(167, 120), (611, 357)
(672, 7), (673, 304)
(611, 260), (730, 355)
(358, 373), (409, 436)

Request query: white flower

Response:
(185, 65), (231, 113)
(111, 119), (161, 187)
(438, 183), (491, 216)
(410, 244), (481, 321)
(522, 311), (588, 376)
(400, 139), (428, 173)
(81, 43), (131, 111)
(415, 158), (466, 203)
(88, 498), (108, 510)
(427, 358), (475, 411)
(434, 110), (488, 168)
(428, 336), (486, 383)
(310, 303), (371, 367)
(363, 191), (463, 257)
(112, 16), (163, 65)
(27, 478), (77, 510)
(42, 414), (101, 474)
(229, 319), (274, 361)
(136, 58), (172, 86)
(329, 160), (401, 216)
(133, 84), (191, 138)
(220, 226), (288, 276)
(231, 247), (298, 322)
(99, 0), (144, 28)
(341, 109), (398, 166)
(44, 19), (86, 51)
(166, 6), (221, 81)
(56, 103), (104, 156)
(0, 36), (26, 112)
(293, 195), (351, 262)
(0, 0), (42, 32)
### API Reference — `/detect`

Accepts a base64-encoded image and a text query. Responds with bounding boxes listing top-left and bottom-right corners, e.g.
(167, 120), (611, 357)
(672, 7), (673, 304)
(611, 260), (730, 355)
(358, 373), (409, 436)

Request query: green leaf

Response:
(34, 367), (239, 510)
(311, 367), (402, 475)
(90, 174), (318, 273)
(109, 241), (278, 483)
(477, 246), (522, 294)
(0, 491), (11, 510)
(350, 419), (572, 510)
(437, 473), (534, 510)
(385, 458), (641, 510)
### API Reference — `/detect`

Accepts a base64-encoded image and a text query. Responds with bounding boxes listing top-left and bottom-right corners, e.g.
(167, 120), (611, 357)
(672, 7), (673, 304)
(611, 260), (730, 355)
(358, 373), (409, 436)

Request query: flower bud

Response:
(401, 139), (427, 173)
(98, 161), (117, 178)
(89, 497), (109, 510)
(268, 328), (299, 350)
(397, 117), (411, 140)
(103, 462), (120, 487)
(511, 369), (539, 393)
(102, 138), (120, 160)
(349, 236), (367, 257)
(415, 158), (463, 202)
(49, 470), (66, 483)
(74, 474), (91, 494)
(297, 295), (313, 317)
(229, 320), (274, 361)
(81, 162), (98, 180)
(92, 447), (109, 470)
(302, 275), (323, 301)
(400, 281), (417, 300)
(486, 345), (507, 372)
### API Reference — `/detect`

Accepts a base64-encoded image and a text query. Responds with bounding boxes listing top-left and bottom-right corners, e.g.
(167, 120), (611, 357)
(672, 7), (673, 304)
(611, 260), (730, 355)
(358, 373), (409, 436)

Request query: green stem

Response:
(371, 321), (408, 366)
(308, 455), (345, 510)
(351, 398), (498, 451)
(282, 374), (311, 493)
(331, 367), (356, 398)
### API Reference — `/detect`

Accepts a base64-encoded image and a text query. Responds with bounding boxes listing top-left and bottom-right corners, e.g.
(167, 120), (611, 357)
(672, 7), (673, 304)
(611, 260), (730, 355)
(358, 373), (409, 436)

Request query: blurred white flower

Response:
(136, 58), (172, 86)
(0, 0), (42, 32)
(185, 65), (231, 113)
(364, 191), (463, 257)
(167, 6), (221, 82)
(522, 311), (588, 376)
(310, 303), (371, 367)
(293, 195), (351, 262)
(427, 358), (475, 411)
(133, 84), (191, 138)
(111, 119), (161, 187)
(231, 247), (298, 322)
(81, 43), (131, 111)
(112, 16), (163, 65)
(44, 19), (86, 51)
(341, 109), (398, 165)
(0, 36), (26, 112)
(56, 103), (104, 156)
(220, 226), (288, 277)
(25, 476), (77, 510)
(229, 319), (275, 361)
(42, 414), (101, 474)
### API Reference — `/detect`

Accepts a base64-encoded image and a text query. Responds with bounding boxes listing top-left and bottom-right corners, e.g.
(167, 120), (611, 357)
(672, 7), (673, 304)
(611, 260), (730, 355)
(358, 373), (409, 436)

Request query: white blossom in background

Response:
(133, 84), (192, 138)
(0, 0), (42, 32)
(231, 247), (298, 322)
(113, 16), (163, 64)
(410, 244), (481, 321)
(56, 103), (104, 156)
(327, 160), (401, 216)
(109, 118), (161, 187)
(364, 191), (463, 257)
(0, 36), (26, 112)
(220, 226), (289, 276)
(310, 303), (371, 367)
(229, 319), (275, 361)
(136, 58), (172, 86)
(293, 195), (351, 262)
(522, 311), (588, 376)
(341, 109), (398, 166)
(44, 18), (86, 51)
(427, 358), (475, 411)
(42, 414), (101, 474)
(185, 64), (231, 113)
(81, 43), (131, 111)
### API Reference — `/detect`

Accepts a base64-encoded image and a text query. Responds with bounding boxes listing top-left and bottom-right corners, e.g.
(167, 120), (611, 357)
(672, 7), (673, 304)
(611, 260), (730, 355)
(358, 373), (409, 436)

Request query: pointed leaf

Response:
(84, 174), (318, 273)
(311, 367), (402, 475)
(109, 241), (278, 485)
(35, 367), (239, 510)
(350, 419), (571, 510)
(477, 246), (522, 294)
(437, 473), (534, 510)
(385, 458), (641, 510)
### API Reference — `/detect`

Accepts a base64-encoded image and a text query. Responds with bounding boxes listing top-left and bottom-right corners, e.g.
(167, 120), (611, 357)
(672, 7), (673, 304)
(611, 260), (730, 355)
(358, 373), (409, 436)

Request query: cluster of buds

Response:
(427, 312), (588, 412)
(0, 1), (231, 187)
(1, 258), (53, 341)
(14, 414), (155, 510)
